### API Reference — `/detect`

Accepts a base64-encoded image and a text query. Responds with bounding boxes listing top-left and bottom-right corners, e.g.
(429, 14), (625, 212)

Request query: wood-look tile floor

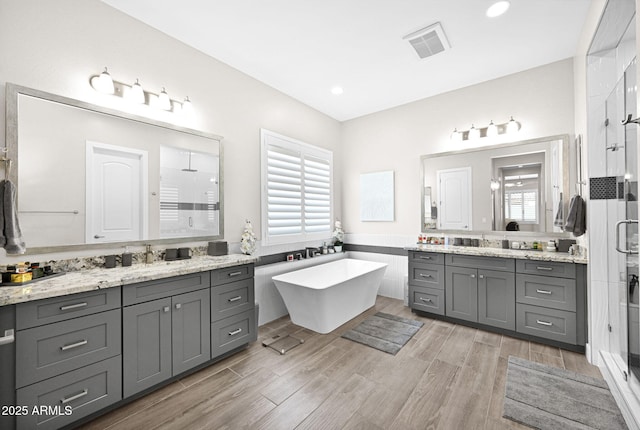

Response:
(80, 297), (602, 430)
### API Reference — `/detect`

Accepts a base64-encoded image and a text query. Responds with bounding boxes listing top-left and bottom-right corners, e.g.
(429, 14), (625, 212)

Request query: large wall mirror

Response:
(5, 83), (224, 254)
(421, 135), (574, 235)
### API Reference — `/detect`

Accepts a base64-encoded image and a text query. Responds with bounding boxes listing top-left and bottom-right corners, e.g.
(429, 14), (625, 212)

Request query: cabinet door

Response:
(445, 266), (478, 322)
(478, 269), (515, 330)
(123, 298), (172, 397)
(172, 289), (211, 375)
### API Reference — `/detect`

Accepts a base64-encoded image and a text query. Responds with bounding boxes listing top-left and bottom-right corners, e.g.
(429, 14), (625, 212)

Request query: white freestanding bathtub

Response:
(272, 258), (388, 334)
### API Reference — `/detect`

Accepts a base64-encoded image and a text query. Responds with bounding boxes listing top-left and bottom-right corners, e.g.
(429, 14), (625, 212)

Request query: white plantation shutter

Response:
(262, 130), (333, 244)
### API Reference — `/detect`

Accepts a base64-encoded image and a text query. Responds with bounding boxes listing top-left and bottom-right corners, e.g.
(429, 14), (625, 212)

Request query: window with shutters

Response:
(261, 129), (333, 245)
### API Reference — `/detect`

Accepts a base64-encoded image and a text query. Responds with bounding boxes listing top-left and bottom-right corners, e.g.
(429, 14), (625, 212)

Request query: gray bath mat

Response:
(503, 356), (627, 430)
(341, 312), (423, 355)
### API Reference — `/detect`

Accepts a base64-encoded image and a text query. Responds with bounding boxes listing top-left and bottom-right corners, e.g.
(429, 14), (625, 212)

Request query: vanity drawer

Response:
(16, 288), (121, 330)
(123, 272), (210, 305)
(211, 264), (254, 286)
(409, 286), (444, 315)
(17, 355), (122, 430)
(445, 254), (515, 272)
(409, 263), (445, 289)
(409, 251), (445, 265)
(516, 303), (577, 344)
(516, 274), (576, 312)
(16, 309), (121, 388)
(515, 260), (576, 279)
(211, 278), (255, 322)
(211, 309), (256, 358)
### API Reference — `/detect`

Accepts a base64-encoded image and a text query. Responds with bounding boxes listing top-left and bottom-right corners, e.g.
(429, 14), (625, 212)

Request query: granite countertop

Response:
(0, 254), (258, 306)
(405, 244), (588, 264)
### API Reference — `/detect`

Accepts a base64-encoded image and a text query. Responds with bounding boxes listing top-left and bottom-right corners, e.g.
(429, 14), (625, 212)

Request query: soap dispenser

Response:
(145, 245), (154, 264)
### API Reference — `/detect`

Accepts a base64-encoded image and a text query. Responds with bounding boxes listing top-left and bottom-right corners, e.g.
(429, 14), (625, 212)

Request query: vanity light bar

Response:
(451, 117), (521, 141)
(89, 67), (192, 114)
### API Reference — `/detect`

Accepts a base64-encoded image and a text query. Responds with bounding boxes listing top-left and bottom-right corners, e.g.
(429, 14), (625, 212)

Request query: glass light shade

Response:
(487, 120), (498, 137)
(158, 87), (172, 111)
(182, 96), (193, 114)
(468, 124), (480, 140)
(130, 79), (145, 104)
(506, 116), (520, 134)
(94, 67), (115, 94)
(451, 128), (462, 142)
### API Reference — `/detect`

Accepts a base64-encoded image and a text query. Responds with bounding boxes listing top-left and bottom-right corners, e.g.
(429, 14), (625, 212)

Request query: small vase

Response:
(334, 245), (343, 253)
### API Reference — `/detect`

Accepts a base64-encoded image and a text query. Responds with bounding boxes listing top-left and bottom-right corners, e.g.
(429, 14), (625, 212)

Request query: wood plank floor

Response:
(80, 296), (602, 430)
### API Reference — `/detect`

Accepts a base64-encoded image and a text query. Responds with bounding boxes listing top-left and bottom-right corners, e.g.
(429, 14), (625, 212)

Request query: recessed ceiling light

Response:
(331, 86), (343, 95)
(486, 1), (510, 18)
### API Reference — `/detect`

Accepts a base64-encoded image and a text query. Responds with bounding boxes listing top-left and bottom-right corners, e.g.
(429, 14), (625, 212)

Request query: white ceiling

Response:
(101, 0), (593, 121)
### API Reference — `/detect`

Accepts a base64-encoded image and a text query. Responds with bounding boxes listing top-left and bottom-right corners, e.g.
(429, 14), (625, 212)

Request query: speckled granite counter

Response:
(405, 244), (588, 264)
(0, 254), (257, 306)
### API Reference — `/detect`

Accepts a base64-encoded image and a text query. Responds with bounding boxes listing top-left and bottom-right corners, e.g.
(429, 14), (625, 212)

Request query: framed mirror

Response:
(421, 135), (573, 235)
(5, 83), (224, 254)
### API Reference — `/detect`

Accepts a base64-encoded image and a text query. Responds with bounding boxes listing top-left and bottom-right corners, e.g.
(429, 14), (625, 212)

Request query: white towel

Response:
(3, 180), (25, 254)
(553, 192), (564, 228)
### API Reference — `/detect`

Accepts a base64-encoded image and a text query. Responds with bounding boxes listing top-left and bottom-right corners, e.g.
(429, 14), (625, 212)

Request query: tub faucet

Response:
(305, 247), (319, 258)
(295, 252), (303, 260)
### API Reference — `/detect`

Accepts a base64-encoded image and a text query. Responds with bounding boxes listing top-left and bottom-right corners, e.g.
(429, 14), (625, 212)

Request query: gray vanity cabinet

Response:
(123, 274), (211, 398)
(445, 255), (516, 329)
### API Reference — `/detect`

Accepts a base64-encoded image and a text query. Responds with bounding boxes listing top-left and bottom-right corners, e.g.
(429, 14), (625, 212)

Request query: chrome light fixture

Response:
(89, 67), (192, 114)
(450, 117), (521, 142)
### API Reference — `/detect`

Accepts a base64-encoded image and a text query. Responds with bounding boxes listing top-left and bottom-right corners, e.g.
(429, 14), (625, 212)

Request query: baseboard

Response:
(599, 351), (640, 430)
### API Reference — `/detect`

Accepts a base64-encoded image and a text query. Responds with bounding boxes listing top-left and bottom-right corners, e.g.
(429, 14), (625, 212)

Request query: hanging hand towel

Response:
(564, 194), (586, 237)
(3, 179), (25, 254)
(0, 180), (5, 248)
(553, 192), (564, 228)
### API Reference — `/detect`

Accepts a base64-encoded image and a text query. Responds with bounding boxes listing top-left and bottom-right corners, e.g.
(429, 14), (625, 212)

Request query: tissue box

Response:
(207, 241), (228, 256)
(558, 239), (576, 253)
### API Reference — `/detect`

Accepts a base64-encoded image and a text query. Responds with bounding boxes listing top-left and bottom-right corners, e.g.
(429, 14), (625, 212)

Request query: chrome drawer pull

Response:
(536, 320), (553, 327)
(61, 389), (88, 405)
(0, 329), (15, 346)
(536, 289), (552, 295)
(228, 271), (243, 277)
(228, 296), (242, 302)
(418, 256), (432, 260)
(61, 339), (88, 351)
(419, 274), (432, 278)
(536, 266), (553, 271)
(419, 297), (432, 303)
(60, 302), (88, 311)
(228, 328), (243, 336)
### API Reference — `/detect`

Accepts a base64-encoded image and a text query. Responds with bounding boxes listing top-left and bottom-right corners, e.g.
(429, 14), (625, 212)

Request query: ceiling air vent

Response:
(404, 22), (451, 60)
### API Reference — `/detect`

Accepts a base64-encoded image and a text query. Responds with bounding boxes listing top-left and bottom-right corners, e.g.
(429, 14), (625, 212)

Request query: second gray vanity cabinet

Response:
(123, 288), (211, 397)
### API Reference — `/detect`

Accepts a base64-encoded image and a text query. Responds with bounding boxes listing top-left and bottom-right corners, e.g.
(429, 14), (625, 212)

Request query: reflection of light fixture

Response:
(130, 79), (145, 103)
(450, 117), (521, 142)
(91, 67), (115, 94)
(181, 151), (198, 172)
(468, 124), (480, 140)
(490, 179), (500, 190)
(89, 67), (192, 114)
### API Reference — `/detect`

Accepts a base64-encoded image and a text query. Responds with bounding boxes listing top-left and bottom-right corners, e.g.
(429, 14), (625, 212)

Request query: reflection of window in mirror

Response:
(500, 164), (541, 228)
